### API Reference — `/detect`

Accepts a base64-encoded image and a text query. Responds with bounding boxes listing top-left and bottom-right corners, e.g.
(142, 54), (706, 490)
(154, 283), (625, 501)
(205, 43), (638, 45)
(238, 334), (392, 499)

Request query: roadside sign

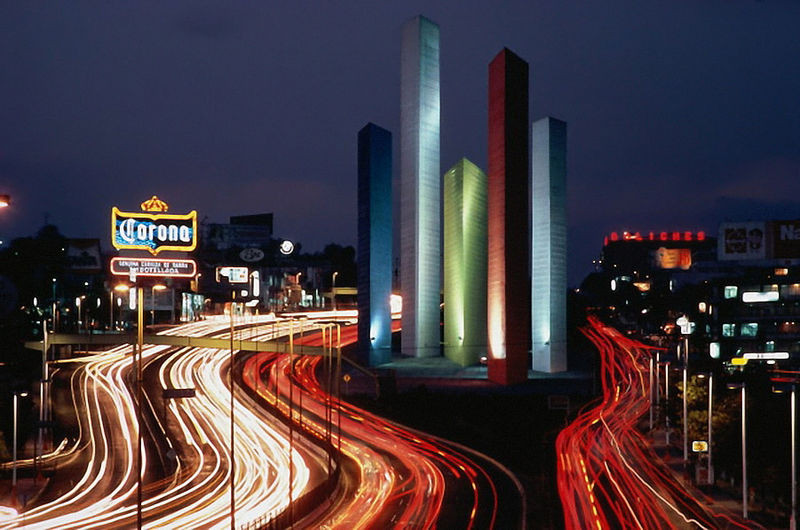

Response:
(692, 440), (708, 453)
(216, 266), (249, 284)
(743, 352), (790, 360)
(163, 388), (196, 399)
(111, 257), (197, 278)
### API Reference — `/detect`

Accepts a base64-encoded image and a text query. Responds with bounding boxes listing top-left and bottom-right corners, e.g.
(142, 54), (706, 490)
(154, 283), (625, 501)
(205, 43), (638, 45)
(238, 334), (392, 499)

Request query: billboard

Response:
(718, 222), (766, 261)
(772, 220), (800, 259)
(652, 247), (692, 270)
(67, 239), (102, 273)
(112, 207), (197, 255)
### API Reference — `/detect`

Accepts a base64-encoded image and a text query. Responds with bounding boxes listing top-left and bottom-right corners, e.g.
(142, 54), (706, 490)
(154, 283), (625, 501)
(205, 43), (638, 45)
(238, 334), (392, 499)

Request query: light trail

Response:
(557, 317), (761, 529)
(0, 315), (314, 529)
(241, 320), (520, 529)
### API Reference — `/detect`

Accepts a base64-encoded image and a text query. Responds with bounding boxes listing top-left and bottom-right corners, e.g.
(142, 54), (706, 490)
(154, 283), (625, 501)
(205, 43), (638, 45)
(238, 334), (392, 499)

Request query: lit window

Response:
(742, 291), (779, 303)
(722, 323), (736, 337)
(724, 286), (738, 299)
(781, 284), (800, 298)
(741, 323), (758, 337)
(775, 268), (789, 276)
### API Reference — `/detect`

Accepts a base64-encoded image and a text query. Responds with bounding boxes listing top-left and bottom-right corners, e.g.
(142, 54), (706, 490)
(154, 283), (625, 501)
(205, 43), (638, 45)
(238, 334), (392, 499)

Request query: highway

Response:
(556, 317), (758, 530)
(241, 320), (525, 529)
(0, 315), (317, 529)
(0, 313), (524, 529)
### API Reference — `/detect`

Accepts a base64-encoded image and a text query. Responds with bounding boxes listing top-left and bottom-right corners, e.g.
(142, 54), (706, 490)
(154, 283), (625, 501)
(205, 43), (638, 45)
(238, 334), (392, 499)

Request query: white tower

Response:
(532, 117), (567, 372)
(400, 15), (441, 358)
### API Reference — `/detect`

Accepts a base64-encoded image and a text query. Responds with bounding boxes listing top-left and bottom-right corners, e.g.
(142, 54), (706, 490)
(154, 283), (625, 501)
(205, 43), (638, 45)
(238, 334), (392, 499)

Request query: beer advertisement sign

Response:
(111, 196), (197, 255)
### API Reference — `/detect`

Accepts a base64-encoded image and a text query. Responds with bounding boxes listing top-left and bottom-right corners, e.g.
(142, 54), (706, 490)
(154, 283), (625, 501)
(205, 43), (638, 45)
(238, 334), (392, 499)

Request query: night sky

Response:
(1, 1), (799, 286)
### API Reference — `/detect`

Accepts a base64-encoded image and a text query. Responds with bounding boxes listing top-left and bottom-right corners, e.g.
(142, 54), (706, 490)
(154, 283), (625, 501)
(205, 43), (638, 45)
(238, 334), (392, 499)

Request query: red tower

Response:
(487, 48), (530, 385)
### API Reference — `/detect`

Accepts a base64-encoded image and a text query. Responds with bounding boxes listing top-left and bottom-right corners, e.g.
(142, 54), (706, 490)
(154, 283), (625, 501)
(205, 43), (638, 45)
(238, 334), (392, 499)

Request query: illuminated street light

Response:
(13, 391), (29, 492)
(151, 284), (167, 326)
(697, 372), (714, 485)
(332, 271), (338, 311)
(0, 194), (9, 208)
(727, 382), (747, 519)
(773, 383), (797, 530)
(111, 284), (130, 330)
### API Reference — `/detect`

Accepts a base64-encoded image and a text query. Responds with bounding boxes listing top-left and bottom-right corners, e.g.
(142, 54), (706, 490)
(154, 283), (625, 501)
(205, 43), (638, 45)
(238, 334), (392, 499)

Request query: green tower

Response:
(444, 158), (488, 366)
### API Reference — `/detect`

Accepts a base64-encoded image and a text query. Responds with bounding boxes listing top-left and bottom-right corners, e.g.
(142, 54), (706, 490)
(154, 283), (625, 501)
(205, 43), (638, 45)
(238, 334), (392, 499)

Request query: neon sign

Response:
(604, 230), (706, 246)
(111, 197), (197, 255)
(111, 257), (197, 278)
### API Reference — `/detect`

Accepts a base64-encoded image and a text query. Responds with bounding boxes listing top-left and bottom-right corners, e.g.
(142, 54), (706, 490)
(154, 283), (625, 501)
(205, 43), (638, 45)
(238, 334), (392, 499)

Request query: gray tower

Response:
(532, 117), (567, 373)
(400, 15), (441, 358)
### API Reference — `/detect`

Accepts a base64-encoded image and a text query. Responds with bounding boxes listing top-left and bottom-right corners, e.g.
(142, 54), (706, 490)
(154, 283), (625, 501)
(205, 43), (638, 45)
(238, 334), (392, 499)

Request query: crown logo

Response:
(140, 196), (169, 212)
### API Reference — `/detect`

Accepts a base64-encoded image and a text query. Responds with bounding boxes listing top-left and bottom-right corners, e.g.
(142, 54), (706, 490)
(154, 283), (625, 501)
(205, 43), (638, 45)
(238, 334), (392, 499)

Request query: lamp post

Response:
(229, 291), (236, 530)
(664, 361), (671, 446)
(75, 296), (82, 332)
(697, 372), (714, 485)
(728, 382), (747, 519)
(332, 271), (338, 311)
(792, 386), (797, 530)
(111, 284), (130, 330)
(12, 391), (29, 491)
(151, 284), (166, 326)
(51, 278), (58, 332)
(649, 355), (654, 431)
(681, 335), (690, 464)
(773, 383), (797, 530)
(0, 194), (9, 208)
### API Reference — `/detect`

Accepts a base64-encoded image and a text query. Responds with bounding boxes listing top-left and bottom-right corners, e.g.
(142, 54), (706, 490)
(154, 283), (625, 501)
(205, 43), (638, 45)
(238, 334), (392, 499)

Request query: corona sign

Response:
(111, 196), (197, 255)
(111, 257), (197, 279)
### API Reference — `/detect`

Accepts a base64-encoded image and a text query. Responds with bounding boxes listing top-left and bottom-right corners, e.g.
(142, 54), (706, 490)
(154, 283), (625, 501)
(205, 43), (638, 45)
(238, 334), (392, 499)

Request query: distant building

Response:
(444, 158), (487, 366)
(400, 15), (441, 358)
(532, 117), (568, 373)
(357, 123), (393, 366)
(202, 214), (273, 250)
(487, 48), (530, 384)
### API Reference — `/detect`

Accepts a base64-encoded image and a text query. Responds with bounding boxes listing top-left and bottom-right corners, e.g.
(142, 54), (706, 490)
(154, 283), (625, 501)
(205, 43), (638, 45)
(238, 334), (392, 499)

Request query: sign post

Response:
(110, 196), (198, 529)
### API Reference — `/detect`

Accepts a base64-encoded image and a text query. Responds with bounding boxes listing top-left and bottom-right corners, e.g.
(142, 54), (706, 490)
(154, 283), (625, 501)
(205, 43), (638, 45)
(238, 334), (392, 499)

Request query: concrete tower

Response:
(487, 48), (530, 385)
(400, 15), (441, 358)
(532, 117), (568, 372)
(444, 158), (487, 366)
(358, 123), (393, 366)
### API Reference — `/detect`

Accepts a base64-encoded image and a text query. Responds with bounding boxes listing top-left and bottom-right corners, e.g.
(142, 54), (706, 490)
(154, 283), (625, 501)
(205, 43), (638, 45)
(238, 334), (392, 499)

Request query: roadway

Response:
(556, 317), (759, 529)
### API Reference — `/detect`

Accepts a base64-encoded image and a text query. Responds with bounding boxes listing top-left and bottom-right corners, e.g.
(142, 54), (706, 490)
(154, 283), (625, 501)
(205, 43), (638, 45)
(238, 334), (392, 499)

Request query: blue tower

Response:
(358, 123), (393, 366)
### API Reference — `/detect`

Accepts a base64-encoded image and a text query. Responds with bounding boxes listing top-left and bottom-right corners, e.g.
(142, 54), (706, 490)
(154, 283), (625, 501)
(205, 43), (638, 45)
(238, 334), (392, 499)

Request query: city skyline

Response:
(1, 3), (799, 286)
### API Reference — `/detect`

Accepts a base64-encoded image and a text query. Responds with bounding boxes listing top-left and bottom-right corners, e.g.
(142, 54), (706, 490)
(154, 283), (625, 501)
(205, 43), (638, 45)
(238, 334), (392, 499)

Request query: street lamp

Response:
(111, 284), (130, 330)
(727, 382), (747, 519)
(697, 372), (714, 485)
(13, 391), (29, 492)
(773, 383), (797, 530)
(332, 271), (338, 311)
(151, 284), (166, 326)
(75, 296), (81, 331)
(0, 194), (9, 208)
